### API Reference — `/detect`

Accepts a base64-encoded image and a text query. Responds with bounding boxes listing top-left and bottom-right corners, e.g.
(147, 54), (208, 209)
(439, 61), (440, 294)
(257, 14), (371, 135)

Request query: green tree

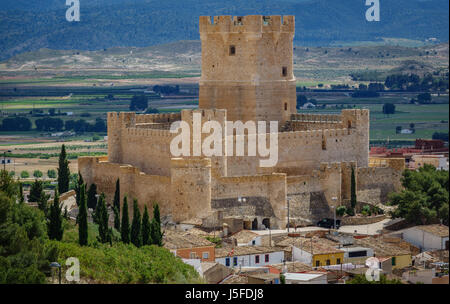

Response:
(97, 193), (109, 244)
(113, 206), (120, 231)
(382, 103), (396, 116)
(389, 165), (449, 225)
(347, 274), (402, 284)
(57, 144), (70, 194)
(29, 179), (44, 203)
(48, 190), (64, 240)
(151, 203), (163, 246)
(113, 178), (120, 213)
(336, 205), (347, 216)
(47, 169), (56, 179)
(350, 166), (357, 213)
(78, 184), (88, 246)
(0, 170), (18, 198)
(18, 182), (24, 203)
(20, 170), (29, 179)
(33, 170), (43, 178)
(121, 196), (130, 244)
(75, 173), (84, 206)
(130, 199), (142, 247)
(87, 183), (98, 210)
(141, 205), (152, 246)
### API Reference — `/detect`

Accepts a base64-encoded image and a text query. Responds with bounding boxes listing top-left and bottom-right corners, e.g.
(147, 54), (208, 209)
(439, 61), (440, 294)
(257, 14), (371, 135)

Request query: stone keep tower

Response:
(199, 15), (296, 125)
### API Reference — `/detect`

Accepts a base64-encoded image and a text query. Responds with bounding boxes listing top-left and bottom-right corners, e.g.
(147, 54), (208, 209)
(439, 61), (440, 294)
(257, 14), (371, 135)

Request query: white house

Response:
(283, 272), (328, 284)
(215, 246), (284, 268)
(340, 246), (374, 264)
(401, 225), (449, 251)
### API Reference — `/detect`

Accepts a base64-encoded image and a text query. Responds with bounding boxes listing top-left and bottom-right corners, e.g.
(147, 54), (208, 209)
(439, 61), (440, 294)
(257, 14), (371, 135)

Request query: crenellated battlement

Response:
(199, 15), (294, 34)
(290, 113), (342, 123)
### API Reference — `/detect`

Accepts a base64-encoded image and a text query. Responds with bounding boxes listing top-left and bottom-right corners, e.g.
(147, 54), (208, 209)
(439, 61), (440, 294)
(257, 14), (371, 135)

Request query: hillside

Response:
(0, 0), (448, 60)
(0, 41), (447, 84)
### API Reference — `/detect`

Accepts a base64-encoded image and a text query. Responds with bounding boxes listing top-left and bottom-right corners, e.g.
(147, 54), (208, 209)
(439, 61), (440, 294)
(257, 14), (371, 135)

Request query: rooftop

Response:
(163, 230), (214, 250)
(283, 272), (326, 281)
(220, 274), (248, 284)
(354, 237), (411, 257)
(415, 224), (449, 237)
(276, 236), (343, 255)
(231, 230), (259, 244)
(215, 246), (283, 258)
(269, 261), (313, 273)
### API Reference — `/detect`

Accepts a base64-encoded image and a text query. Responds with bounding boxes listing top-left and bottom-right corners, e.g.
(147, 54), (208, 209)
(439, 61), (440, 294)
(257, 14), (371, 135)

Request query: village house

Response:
(354, 237), (412, 270)
(276, 236), (344, 267)
(163, 230), (216, 262)
(399, 224), (449, 251)
(229, 230), (262, 246)
(283, 272), (328, 284)
(215, 246), (284, 268)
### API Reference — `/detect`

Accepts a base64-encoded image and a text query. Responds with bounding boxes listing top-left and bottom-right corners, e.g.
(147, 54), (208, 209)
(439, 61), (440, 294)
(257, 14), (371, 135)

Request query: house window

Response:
(255, 255), (260, 264)
(315, 260), (320, 267)
(349, 250), (367, 258)
(265, 254), (270, 263)
(392, 257), (396, 266)
(284, 103), (288, 111)
(322, 136), (326, 150)
(252, 240), (256, 246)
(233, 257), (238, 266)
(202, 252), (209, 260)
(190, 252), (197, 259)
(282, 66), (287, 77)
(225, 257), (230, 267)
(337, 258), (341, 264)
(326, 259), (331, 266)
(229, 45), (236, 56)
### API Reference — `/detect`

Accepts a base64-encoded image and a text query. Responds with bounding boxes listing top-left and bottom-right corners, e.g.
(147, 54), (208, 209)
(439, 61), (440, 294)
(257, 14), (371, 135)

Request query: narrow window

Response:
(202, 252), (209, 260)
(190, 252), (196, 259)
(284, 103), (288, 111)
(392, 257), (396, 266)
(265, 254), (269, 263)
(255, 255), (260, 264)
(337, 258), (341, 264)
(326, 259), (331, 266)
(282, 66), (287, 77)
(315, 260), (320, 267)
(322, 136), (326, 150)
(226, 257), (230, 267)
(229, 45), (236, 56)
(233, 257), (238, 266)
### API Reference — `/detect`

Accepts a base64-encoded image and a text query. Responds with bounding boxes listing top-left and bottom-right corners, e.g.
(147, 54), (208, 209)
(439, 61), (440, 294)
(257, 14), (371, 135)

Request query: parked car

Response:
(317, 218), (341, 229)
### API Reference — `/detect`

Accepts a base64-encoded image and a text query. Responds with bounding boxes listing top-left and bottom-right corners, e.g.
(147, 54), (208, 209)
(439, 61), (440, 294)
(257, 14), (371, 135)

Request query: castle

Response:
(79, 15), (404, 230)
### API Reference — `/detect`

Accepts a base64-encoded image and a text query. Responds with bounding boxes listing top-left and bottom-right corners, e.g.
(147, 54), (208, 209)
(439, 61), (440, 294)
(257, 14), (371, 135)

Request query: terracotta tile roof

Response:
(163, 230), (214, 250)
(354, 237), (411, 257)
(275, 236), (343, 255)
(220, 274), (248, 284)
(215, 246), (283, 258)
(269, 261), (313, 273)
(231, 230), (259, 244)
(415, 224), (449, 237)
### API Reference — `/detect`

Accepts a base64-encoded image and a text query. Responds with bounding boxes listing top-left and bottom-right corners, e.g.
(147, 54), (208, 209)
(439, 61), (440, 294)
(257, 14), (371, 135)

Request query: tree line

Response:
(0, 117), (106, 132)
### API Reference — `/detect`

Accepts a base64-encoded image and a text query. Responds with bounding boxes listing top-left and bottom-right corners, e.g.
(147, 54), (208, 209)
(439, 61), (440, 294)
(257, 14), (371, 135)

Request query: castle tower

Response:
(199, 15), (296, 126)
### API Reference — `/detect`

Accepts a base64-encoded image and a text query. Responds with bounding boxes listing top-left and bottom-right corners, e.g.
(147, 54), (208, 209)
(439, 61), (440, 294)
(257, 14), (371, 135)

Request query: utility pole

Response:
(287, 198), (290, 233)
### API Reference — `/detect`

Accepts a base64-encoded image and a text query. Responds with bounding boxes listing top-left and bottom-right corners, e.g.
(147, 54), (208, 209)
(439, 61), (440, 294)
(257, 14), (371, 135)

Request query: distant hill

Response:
(0, 0), (448, 60)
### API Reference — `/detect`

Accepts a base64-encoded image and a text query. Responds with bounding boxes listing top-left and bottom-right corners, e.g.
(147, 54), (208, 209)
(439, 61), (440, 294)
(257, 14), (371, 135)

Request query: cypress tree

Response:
(141, 205), (151, 246)
(48, 190), (64, 240)
(350, 166), (357, 212)
(113, 178), (120, 213)
(150, 203), (163, 246)
(130, 199), (142, 247)
(87, 183), (98, 210)
(18, 182), (24, 203)
(97, 193), (109, 244)
(113, 206), (120, 231)
(57, 144), (70, 194)
(29, 179), (44, 202)
(78, 184), (88, 246)
(120, 196), (130, 243)
(75, 173), (84, 206)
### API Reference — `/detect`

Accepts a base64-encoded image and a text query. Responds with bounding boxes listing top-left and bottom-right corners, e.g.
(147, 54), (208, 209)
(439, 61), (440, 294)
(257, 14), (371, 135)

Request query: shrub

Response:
(20, 171), (29, 178)
(362, 205), (372, 216)
(336, 206), (347, 216)
(8, 171), (15, 177)
(33, 170), (43, 178)
(47, 169), (56, 178)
